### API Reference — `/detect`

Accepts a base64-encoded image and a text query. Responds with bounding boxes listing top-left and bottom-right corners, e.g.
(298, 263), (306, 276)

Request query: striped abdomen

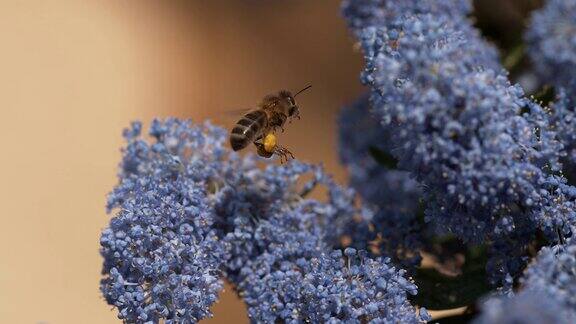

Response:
(230, 110), (268, 151)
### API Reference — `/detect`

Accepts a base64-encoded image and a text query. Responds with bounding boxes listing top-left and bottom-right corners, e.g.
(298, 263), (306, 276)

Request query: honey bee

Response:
(229, 85), (311, 162)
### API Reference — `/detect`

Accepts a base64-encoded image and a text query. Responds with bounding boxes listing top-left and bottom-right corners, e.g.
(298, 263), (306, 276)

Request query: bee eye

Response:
(289, 107), (297, 116)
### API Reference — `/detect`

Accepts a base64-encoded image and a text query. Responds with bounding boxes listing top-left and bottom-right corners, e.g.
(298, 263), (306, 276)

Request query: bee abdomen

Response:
(230, 110), (267, 151)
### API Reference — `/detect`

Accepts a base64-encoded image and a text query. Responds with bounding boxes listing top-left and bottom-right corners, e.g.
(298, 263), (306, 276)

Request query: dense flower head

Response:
(101, 120), (228, 322)
(343, 0), (573, 237)
(476, 238), (576, 324)
(342, 0), (472, 30)
(342, 0), (501, 70)
(102, 119), (424, 322)
(343, 0), (576, 288)
(240, 248), (428, 323)
(551, 90), (576, 173)
(521, 239), (576, 317)
(526, 0), (576, 186)
(215, 160), (359, 282)
(339, 96), (423, 267)
(526, 0), (576, 97)
(473, 289), (573, 324)
(339, 96), (421, 210)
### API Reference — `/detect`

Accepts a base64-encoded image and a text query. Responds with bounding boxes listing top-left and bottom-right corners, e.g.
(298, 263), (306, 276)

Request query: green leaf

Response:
(411, 246), (490, 310)
(503, 43), (526, 71)
(369, 147), (398, 169)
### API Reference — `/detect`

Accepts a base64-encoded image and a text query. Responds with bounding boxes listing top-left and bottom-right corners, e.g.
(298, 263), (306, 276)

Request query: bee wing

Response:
(205, 108), (255, 124)
(221, 108), (255, 116)
(207, 108), (255, 118)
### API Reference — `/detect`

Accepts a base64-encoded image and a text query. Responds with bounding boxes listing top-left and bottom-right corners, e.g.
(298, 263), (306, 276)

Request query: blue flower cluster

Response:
(240, 248), (428, 323)
(526, 0), (576, 97)
(520, 239), (576, 320)
(473, 289), (572, 324)
(527, 0), (576, 175)
(341, 0), (576, 289)
(101, 121), (227, 323)
(101, 119), (426, 323)
(342, 0), (501, 70)
(551, 91), (576, 167)
(477, 238), (576, 323)
(339, 96), (423, 268)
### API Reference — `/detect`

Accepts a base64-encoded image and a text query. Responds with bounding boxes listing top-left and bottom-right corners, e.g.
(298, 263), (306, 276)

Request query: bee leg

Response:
(274, 146), (294, 163)
(286, 148), (295, 159)
(274, 147), (285, 163)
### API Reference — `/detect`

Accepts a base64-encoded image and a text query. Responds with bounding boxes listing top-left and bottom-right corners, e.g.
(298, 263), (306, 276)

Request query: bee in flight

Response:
(229, 85), (311, 162)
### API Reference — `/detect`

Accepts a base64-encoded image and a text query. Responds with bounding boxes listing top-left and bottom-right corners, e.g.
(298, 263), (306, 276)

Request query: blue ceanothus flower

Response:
(342, 0), (501, 70)
(521, 239), (576, 319)
(551, 90), (576, 171)
(102, 119), (425, 323)
(527, 0), (576, 178)
(342, 0), (576, 287)
(526, 0), (576, 97)
(101, 120), (227, 323)
(339, 95), (423, 268)
(240, 248), (430, 323)
(475, 238), (576, 323)
(473, 290), (573, 324)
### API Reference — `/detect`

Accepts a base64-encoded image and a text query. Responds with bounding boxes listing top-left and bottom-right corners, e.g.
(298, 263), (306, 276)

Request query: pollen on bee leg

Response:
(263, 133), (277, 153)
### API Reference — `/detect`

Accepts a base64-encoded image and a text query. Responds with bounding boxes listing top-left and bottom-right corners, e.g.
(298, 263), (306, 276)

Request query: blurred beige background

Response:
(0, 1), (363, 323)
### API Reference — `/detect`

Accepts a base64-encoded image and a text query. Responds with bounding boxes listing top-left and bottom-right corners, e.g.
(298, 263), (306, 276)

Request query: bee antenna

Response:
(294, 84), (312, 97)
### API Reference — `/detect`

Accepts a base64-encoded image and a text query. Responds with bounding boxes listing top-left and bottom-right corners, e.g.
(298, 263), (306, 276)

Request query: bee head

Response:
(279, 90), (300, 118)
(288, 105), (299, 117)
(288, 84), (312, 119)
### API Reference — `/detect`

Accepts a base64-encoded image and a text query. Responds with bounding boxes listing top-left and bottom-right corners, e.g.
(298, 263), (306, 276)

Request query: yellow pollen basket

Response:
(263, 133), (277, 153)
